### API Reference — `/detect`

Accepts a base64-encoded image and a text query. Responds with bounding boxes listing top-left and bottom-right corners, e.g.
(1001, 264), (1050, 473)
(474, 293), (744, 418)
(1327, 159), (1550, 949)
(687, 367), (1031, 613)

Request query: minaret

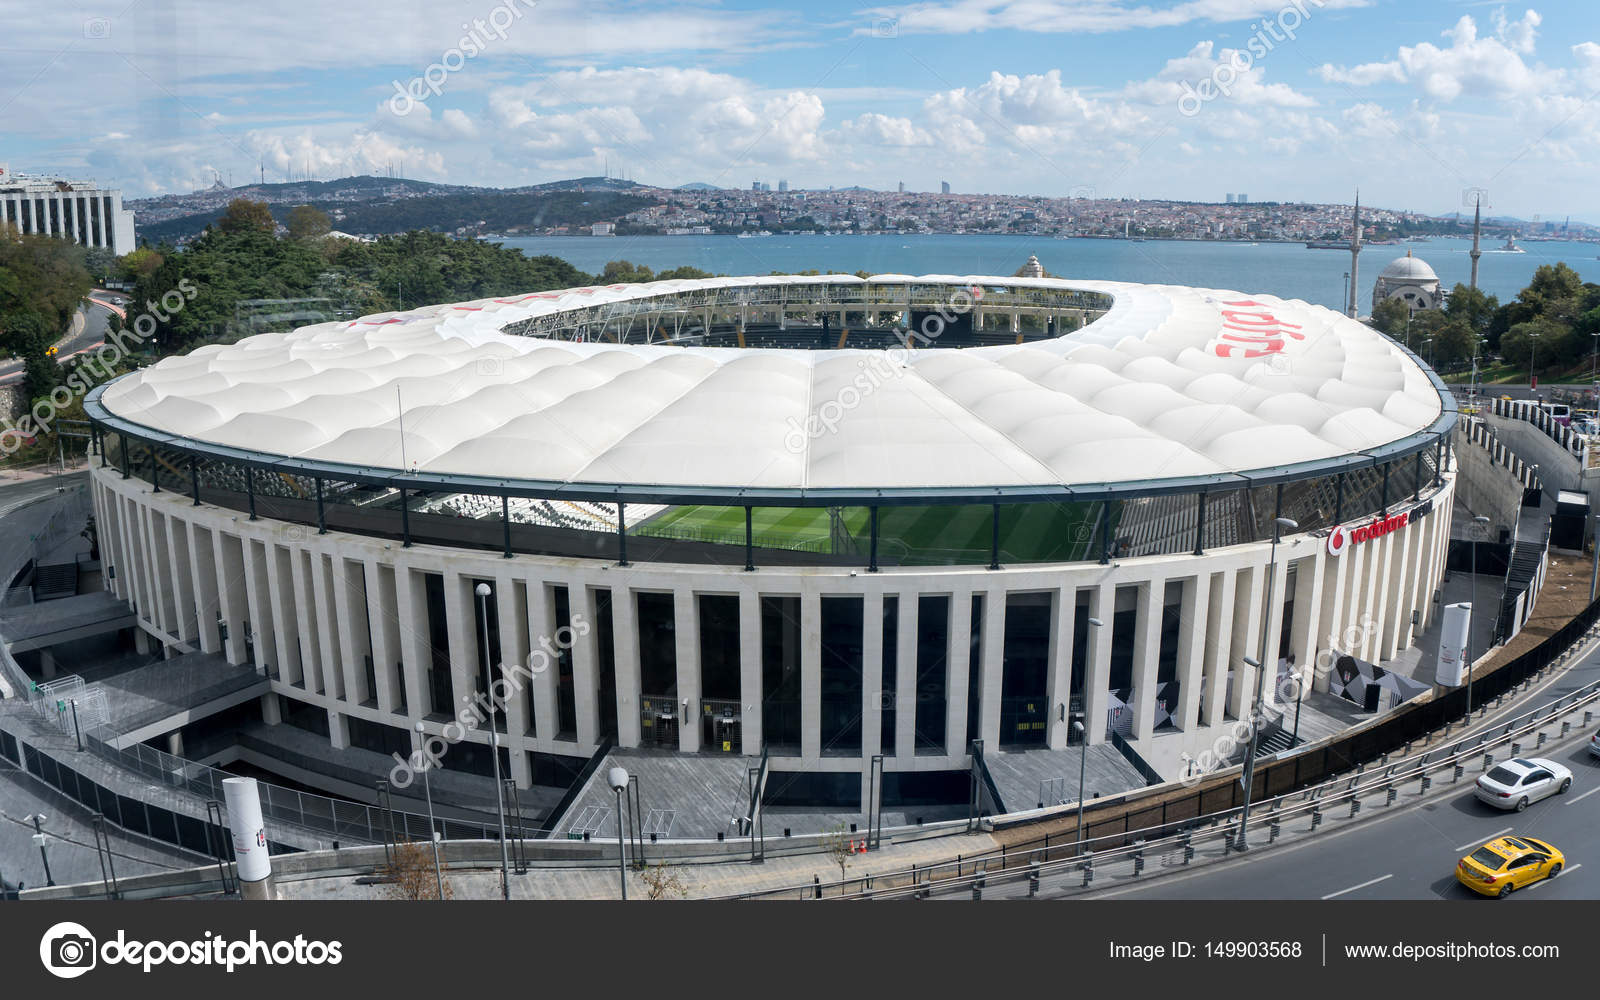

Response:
(1469, 195), (1482, 290)
(1347, 191), (1362, 318)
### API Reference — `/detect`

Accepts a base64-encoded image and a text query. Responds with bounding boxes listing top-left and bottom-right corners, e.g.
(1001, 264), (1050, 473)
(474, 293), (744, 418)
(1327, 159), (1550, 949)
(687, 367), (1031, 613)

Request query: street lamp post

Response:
(474, 582), (511, 901)
(414, 721), (445, 900)
(1237, 516), (1298, 851)
(27, 814), (53, 886)
(608, 766), (630, 900)
(1470, 515), (1490, 714)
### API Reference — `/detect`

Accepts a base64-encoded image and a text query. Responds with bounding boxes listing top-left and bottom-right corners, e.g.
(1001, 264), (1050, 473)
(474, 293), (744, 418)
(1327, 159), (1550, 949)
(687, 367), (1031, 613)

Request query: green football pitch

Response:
(634, 501), (1109, 565)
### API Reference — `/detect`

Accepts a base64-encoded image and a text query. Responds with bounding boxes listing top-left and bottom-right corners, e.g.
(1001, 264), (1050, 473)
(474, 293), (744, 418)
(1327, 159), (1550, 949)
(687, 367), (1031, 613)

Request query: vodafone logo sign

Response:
(1327, 504), (1427, 556)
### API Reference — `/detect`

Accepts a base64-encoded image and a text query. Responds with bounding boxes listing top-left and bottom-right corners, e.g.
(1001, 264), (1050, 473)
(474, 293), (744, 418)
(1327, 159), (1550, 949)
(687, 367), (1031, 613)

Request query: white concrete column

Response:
(494, 575), (529, 739)
(1261, 555), (1289, 707)
(944, 592), (972, 755)
(894, 592), (917, 759)
(737, 586), (762, 754)
(443, 573), (477, 720)
(1129, 579), (1162, 741)
(1288, 551), (1324, 696)
(978, 587), (1005, 750)
(393, 566), (431, 720)
(1201, 570), (1235, 726)
(1045, 587), (1075, 750)
(187, 523), (221, 654)
(265, 545), (303, 686)
(331, 558), (368, 703)
(527, 582), (557, 742)
(240, 540), (274, 675)
(1175, 575), (1208, 733)
(1082, 583), (1113, 745)
(1228, 566), (1264, 719)
(674, 589), (701, 753)
(861, 591), (885, 759)
(799, 591), (822, 759)
(365, 562), (400, 713)
(611, 587), (641, 747)
(288, 550), (323, 693)
(310, 553), (344, 699)
(570, 583), (600, 751)
(327, 711), (348, 751)
(213, 531), (249, 665)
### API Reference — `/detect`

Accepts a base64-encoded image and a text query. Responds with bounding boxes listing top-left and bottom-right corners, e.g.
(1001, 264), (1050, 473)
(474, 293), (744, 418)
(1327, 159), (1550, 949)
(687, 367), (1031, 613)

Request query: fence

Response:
(1490, 397), (1588, 460)
(717, 591), (1600, 899)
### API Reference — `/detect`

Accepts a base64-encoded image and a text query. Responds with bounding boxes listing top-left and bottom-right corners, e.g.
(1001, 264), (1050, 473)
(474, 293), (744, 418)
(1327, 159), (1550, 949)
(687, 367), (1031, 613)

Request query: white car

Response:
(1475, 758), (1573, 811)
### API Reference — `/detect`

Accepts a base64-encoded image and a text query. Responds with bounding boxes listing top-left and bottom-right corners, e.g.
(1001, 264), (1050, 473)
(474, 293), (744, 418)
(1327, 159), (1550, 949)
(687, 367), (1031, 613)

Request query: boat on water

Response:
(1499, 234), (1525, 253)
(1306, 240), (1349, 250)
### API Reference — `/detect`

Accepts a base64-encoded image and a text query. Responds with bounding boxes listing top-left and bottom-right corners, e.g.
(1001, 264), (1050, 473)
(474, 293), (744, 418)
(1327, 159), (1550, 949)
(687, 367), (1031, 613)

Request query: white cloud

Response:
(1126, 41), (1317, 110)
(1318, 9), (1552, 101)
(858, 0), (1370, 36)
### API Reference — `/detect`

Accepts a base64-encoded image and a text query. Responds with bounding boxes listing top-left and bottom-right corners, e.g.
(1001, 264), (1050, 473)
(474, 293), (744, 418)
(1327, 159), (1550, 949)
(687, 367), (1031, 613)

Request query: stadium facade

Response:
(84, 274), (1456, 801)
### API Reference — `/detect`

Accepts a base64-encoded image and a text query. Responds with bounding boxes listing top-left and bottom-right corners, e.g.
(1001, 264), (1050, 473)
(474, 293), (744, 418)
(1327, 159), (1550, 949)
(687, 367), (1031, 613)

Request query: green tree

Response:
(286, 204), (332, 241)
(1369, 297), (1409, 337)
(1444, 283), (1498, 343)
(1499, 315), (1565, 374)
(1432, 316), (1478, 369)
(217, 198), (277, 236)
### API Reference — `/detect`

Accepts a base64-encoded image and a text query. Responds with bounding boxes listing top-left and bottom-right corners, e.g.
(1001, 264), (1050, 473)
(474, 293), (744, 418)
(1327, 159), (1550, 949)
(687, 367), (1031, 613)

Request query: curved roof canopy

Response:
(96, 275), (1448, 499)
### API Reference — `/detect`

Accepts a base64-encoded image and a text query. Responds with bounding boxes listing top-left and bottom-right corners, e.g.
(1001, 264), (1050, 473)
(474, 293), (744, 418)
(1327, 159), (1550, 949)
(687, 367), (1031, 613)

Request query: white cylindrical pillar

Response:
(222, 776), (274, 899)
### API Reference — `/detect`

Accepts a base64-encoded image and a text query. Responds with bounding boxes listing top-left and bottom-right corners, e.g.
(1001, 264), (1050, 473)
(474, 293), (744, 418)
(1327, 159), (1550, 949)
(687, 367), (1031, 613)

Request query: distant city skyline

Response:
(5, 1), (1600, 218)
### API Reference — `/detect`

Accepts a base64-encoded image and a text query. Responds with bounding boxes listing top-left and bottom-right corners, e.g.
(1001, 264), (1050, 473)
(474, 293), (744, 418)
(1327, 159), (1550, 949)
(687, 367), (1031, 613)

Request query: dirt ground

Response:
(1476, 551), (1593, 673)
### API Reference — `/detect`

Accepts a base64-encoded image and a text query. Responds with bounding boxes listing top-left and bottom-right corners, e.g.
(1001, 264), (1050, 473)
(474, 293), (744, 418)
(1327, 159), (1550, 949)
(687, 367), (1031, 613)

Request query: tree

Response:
(217, 198), (277, 236)
(599, 259), (654, 284)
(286, 205), (332, 241)
(1432, 316), (1478, 369)
(822, 822), (856, 884)
(1369, 297), (1409, 337)
(1499, 316), (1564, 374)
(1444, 283), (1497, 342)
(378, 840), (453, 900)
(633, 861), (690, 899)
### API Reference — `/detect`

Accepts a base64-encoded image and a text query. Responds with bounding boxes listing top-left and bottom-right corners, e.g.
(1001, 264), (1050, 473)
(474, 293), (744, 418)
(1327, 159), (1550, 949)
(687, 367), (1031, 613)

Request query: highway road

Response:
(0, 295), (118, 387)
(1068, 646), (1600, 901)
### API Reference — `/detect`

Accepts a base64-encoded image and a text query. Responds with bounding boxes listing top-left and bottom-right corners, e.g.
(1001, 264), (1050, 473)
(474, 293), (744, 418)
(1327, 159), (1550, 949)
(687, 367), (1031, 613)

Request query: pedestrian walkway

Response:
(275, 825), (994, 900)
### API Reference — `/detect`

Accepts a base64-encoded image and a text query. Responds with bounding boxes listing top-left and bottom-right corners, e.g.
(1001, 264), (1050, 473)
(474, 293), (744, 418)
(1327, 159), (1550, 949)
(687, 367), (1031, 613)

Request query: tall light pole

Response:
(475, 582), (510, 901)
(27, 814), (53, 886)
(1075, 617), (1104, 852)
(1470, 515), (1490, 714)
(414, 721), (444, 900)
(1237, 515), (1298, 851)
(608, 766), (630, 900)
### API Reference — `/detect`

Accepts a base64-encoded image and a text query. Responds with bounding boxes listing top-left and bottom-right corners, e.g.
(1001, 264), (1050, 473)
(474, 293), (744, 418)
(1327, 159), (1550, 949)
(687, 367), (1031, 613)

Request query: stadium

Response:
(82, 273), (1457, 821)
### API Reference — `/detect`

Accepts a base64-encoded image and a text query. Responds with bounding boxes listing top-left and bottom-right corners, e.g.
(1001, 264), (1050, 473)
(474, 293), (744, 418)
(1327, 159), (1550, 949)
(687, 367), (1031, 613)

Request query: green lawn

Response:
(635, 501), (1106, 565)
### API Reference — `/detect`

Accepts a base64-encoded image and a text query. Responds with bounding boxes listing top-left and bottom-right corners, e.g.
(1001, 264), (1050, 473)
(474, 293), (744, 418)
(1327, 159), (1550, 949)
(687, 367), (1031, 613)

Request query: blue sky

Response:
(4, 0), (1600, 217)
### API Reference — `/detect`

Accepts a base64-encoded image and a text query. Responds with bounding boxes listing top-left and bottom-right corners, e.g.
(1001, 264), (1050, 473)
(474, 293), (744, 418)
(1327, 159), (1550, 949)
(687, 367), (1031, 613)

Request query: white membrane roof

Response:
(99, 275), (1446, 492)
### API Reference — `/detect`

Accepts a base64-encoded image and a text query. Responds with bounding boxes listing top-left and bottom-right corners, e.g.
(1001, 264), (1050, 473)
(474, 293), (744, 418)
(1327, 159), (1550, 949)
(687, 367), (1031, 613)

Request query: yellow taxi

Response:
(1455, 835), (1565, 898)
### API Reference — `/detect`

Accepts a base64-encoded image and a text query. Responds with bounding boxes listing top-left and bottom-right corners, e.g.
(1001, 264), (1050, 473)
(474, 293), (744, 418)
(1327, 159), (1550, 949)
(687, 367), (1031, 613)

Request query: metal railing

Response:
(714, 594), (1600, 899)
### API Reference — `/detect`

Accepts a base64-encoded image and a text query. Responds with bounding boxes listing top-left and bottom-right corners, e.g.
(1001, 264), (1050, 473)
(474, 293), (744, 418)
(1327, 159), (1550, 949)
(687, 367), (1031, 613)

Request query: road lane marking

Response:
(1322, 874), (1393, 899)
(1456, 828), (1512, 852)
(1523, 864), (1581, 893)
(1566, 785), (1600, 805)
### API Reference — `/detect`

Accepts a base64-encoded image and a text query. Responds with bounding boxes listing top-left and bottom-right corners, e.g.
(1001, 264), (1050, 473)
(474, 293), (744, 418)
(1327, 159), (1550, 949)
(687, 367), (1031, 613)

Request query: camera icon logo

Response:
(40, 921), (97, 979)
(83, 17), (111, 38)
(871, 16), (898, 37)
(475, 356), (504, 376)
